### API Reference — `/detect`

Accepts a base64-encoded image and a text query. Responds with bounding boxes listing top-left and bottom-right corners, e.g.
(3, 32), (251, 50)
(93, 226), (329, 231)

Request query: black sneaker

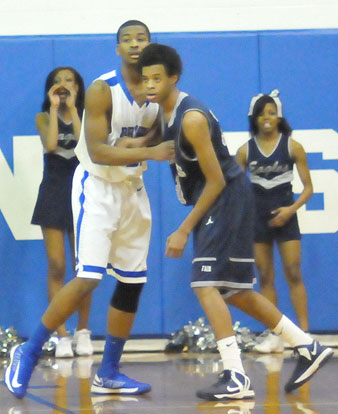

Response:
(285, 340), (333, 393)
(196, 369), (255, 401)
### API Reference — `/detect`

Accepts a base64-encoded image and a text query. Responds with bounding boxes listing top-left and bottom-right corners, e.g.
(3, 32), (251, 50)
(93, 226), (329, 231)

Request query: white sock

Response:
(217, 336), (245, 373)
(272, 315), (312, 348)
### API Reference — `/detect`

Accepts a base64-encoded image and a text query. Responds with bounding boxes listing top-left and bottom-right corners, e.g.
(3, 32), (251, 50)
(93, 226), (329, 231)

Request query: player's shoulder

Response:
(289, 136), (306, 158)
(236, 140), (249, 161)
(86, 79), (112, 112)
(182, 110), (208, 127)
(180, 93), (205, 111)
(95, 69), (117, 82)
(179, 94), (211, 121)
(95, 69), (118, 87)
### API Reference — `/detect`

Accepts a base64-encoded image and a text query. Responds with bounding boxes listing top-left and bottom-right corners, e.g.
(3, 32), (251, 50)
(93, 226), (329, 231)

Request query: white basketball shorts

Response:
(72, 165), (151, 283)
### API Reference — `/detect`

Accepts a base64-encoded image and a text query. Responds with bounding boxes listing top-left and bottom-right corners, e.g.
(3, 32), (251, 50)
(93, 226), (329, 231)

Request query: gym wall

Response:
(0, 27), (337, 336)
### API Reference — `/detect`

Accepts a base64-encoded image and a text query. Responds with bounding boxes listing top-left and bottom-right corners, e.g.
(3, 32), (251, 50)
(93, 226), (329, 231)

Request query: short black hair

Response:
(117, 20), (150, 43)
(249, 95), (292, 137)
(41, 67), (85, 117)
(137, 43), (183, 79)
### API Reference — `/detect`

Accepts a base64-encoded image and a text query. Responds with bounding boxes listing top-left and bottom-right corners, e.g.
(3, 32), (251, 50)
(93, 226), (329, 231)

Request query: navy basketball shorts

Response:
(72, 165), (151, 283)
(191, 173), (256, 294)
(254, 190), (301, 243)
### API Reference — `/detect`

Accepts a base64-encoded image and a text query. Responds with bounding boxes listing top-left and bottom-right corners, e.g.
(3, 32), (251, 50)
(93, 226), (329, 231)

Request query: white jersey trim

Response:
(251, 170), (294, 190)
(192, 257), (217, 263)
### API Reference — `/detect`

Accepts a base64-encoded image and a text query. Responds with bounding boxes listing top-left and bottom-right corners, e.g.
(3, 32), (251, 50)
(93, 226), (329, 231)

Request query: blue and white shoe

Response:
(5, 344), (39, 399)
(285, 340), (333, 393)
(91, 372), (151, 395)
(196, 369), (255, 401)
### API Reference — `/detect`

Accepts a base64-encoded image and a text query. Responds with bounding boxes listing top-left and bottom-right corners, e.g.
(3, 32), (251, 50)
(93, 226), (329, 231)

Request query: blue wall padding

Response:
(0, 29), (337, 336)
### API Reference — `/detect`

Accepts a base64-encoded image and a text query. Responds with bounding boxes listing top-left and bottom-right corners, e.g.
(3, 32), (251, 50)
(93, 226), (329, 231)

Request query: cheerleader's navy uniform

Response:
(32, 116), (79, 232)
(247, 133), (301, 243)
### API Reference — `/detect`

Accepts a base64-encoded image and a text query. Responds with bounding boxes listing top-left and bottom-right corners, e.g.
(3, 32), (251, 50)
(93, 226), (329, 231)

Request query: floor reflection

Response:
(1, 351), (337, 414)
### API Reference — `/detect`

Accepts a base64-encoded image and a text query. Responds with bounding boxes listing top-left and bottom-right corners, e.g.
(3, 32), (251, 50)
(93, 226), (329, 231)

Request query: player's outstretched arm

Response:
(166, 111), (225, 258)
(85, 81), (173, 165)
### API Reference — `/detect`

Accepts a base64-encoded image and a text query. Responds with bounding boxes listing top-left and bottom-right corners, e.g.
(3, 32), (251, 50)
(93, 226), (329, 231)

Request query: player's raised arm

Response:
(85, 80), (173, 165)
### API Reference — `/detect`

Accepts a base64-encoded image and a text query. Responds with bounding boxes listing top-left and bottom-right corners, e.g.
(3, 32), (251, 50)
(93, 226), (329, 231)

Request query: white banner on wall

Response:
(0, 129), (337, 240)
(0, 0), (337, 35)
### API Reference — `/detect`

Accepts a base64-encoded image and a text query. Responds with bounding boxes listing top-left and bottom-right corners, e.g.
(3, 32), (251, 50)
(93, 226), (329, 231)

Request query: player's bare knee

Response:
(259, 272), (274, 288)
(256, 261), (272, 277)
(228, 289), (252, 307)
(76, 277), (100, 293)
(47, 258), (66, 281)
(285, 263), (302, 285)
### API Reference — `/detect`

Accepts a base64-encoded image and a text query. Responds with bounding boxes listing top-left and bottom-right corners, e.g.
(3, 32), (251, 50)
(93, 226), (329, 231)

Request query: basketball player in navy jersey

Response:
(138, 43), (333, 401)
(5, 21), (174, 399)
(236, 92), (312, 353)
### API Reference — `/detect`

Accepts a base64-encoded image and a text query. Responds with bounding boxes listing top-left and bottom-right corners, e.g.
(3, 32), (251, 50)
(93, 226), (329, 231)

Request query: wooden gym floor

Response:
(0, 348), (337, 414)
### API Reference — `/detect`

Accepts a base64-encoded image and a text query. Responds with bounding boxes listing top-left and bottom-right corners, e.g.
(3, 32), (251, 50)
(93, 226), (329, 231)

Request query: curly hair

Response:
(137, 43), (183, 79)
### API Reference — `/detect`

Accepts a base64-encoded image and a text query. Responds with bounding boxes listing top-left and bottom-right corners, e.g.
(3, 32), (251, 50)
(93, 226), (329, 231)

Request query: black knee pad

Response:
(110, 281), (144, 313)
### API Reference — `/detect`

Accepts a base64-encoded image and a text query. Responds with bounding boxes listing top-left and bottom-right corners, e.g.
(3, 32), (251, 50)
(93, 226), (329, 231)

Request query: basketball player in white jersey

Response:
(5, 20), (174, 399)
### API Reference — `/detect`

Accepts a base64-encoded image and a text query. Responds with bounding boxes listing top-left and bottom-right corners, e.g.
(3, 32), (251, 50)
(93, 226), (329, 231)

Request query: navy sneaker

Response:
(91, 371), (151, 395)
(196, 369), (255, 401)
(285, 340), (333, 393)
(5, 344), (39, 399)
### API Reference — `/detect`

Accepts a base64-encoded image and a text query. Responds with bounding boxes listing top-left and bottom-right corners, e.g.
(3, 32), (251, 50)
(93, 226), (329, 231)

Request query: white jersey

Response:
(75, 69), (159, 182)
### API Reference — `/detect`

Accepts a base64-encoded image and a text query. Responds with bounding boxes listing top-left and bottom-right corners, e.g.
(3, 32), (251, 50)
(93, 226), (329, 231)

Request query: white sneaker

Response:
(73, 329), (94, 356)
(253, 331), (284, 353)
(55, 336), (74, 358)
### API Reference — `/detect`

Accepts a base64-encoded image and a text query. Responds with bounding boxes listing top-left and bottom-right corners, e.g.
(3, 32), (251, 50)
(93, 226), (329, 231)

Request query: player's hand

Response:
(115, 137), (135, 148)
(151, 140), (175, 162)
(269, 206), (295, 227)
(65, 86), (77, 109)
(165, 228), (188, 258)
(48, 84), (61, 108)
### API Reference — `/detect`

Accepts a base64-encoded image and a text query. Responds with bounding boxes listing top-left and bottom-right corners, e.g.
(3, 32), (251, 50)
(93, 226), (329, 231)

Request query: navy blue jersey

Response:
(247, 133), (294, 193)
(165, 92), (241, 205)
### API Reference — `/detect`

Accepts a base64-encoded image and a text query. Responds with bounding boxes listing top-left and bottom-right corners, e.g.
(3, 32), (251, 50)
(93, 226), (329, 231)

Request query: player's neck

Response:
(120, 63), (141, 85)
(163, 88), (180, 122)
